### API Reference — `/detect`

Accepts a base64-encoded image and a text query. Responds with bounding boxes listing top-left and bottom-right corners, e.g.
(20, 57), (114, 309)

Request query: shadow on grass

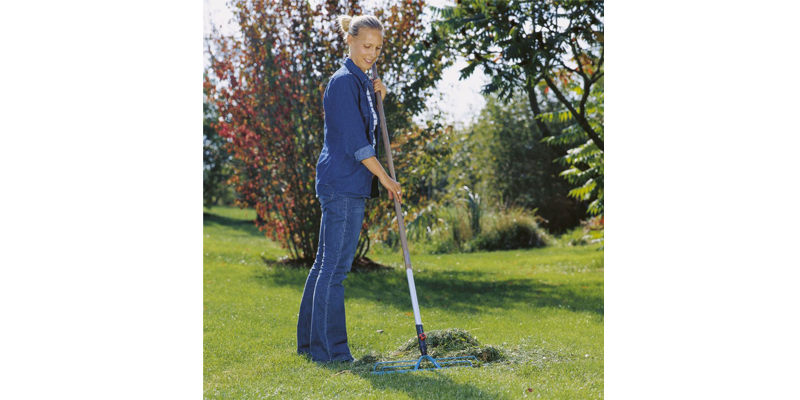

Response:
(313, 360), (493, 400)
(254, 266), (603, 316)
(203, 212), (262, 237)
(266, 256), (394, 273)
(360, 370), (495, 399)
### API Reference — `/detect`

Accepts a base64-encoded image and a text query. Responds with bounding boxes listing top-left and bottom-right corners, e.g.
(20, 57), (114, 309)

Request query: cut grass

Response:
(204, 205), (604, 399)
(393, 328), (506, 363)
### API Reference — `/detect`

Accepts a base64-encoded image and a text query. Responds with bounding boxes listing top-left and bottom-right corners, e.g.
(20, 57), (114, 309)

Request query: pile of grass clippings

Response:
(347, 329), (506, 374)
(393, 328), (506, 363)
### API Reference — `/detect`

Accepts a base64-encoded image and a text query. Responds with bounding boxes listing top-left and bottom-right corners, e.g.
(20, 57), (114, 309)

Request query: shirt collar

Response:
(344, 57), (372, 85)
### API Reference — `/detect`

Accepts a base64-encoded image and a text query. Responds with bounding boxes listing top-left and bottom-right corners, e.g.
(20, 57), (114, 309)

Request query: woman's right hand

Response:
(380, 175), (402, 203)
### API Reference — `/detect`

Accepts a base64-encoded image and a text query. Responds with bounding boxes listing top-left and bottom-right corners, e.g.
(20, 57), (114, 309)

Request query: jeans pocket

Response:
(320, 190), (346, 220)
(319, 184), (339, 202)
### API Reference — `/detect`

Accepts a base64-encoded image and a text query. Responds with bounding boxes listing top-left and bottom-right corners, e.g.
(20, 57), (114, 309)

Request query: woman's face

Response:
(348, 28), (383, 72)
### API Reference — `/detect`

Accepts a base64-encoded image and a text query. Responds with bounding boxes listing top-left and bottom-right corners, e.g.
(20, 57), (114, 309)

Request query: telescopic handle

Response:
(371, 62), (426, 337)
(371, 63), (413, 271)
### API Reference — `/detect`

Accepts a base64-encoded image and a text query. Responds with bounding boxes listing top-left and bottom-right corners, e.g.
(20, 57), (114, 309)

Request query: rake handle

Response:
(370, 62), (412, 270)
(371, 62), (428, 356)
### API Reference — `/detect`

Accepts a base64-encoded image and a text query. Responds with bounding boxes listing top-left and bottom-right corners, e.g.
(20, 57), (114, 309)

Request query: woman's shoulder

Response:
(329, 67), (359, 88)
(326, 69), (360, 99)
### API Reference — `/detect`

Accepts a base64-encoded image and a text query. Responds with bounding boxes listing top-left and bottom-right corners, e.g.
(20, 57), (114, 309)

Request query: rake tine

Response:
(372, 355), (478, 375)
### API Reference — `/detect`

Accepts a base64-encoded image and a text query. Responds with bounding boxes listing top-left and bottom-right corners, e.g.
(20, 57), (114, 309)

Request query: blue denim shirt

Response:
(315, 57), (381, 199)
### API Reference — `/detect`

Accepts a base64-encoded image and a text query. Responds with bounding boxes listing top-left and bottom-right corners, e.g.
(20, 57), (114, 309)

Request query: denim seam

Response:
(313, 220), (325, 353)
(309, 213), (324, 357)
(323, 183), (338, 199)
(322, 197), (348, 361)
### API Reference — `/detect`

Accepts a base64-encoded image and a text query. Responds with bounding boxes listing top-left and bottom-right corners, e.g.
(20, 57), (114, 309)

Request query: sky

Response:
(203, 0), (489, 129)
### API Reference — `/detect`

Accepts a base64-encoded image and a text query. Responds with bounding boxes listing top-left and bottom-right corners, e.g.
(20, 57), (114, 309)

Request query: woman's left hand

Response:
(372, 78), (387, 102)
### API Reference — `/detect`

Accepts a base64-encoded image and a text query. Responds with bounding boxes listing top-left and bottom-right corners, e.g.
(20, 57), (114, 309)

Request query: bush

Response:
(582, 215), (604, 249)
(429, 235), (460, 254)
(467, 207), (550, 252)
(429, 206), (474, 254)
(553, 215), (604, 248)
(554, 226), (592, 247)
(381, 204), (475, 255)
(376, 203), (552, 254)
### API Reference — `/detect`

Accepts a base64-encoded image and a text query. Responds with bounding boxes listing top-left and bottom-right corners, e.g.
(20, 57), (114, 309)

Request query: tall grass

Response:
(377, 201), (551, 255)
(468, 207), (550, 252)
(552, 215), (604, 249)
(460, 185), (482, 236)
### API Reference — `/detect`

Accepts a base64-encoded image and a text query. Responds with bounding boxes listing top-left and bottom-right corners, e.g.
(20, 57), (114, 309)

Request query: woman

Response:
(296, 14), (402, 363)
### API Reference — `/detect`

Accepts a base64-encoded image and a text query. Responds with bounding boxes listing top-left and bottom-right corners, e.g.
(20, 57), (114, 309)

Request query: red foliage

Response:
(204, 0), (438, 261)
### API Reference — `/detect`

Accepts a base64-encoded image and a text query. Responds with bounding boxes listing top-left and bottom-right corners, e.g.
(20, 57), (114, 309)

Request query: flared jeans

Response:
(296, 188), (365, 362)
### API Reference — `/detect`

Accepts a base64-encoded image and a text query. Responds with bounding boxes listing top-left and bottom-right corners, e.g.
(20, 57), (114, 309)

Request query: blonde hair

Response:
(335, 14), (383, 40)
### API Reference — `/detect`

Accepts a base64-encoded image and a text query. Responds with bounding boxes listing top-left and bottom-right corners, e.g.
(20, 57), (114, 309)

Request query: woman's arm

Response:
(324, 76), (375, 162)
(361, 156), (402, 202)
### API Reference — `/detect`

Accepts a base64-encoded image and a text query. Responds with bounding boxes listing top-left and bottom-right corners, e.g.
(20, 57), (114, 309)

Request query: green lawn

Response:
(204, 205), (604, 399)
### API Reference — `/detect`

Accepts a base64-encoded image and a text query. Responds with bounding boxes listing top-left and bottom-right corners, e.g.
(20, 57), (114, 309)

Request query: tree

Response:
(541, 75), (604, 216)
(450, 90), (588, 232)
(203, 71), (236, 208)
(426, 0), (604, 216)
(204, 0), (453, 262)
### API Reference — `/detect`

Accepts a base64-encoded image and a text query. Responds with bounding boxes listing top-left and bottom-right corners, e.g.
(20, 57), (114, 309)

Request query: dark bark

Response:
(542, 75), (604, 151)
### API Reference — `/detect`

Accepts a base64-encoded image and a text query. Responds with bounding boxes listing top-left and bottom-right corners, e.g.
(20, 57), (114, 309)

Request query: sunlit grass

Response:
(204, 205), (603, 399)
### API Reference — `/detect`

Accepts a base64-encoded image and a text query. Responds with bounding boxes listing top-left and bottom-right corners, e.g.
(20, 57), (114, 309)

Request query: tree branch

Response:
(524, 77), (554, 139)
(592, 47), (604, 82)
(536, 28), (603, 151)
(543, 75), (604, 151)
(523, 74), (568, 158)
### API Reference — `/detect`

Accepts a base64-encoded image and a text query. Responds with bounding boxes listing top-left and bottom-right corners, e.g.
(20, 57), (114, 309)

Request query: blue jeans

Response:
(297, 185), (366, 362)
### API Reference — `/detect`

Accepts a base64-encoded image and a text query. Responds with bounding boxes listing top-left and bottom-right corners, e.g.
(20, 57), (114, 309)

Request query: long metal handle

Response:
(371, 63), (426, 350)
(370, 62), (412, 272)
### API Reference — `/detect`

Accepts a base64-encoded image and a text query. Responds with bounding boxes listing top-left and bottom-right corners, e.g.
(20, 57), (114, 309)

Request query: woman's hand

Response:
(372, 78), (387, 102)
(380, 174), (402, 203)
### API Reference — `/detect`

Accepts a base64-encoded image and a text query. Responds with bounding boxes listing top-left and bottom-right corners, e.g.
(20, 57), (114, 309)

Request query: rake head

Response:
(371, 354), (478, 375)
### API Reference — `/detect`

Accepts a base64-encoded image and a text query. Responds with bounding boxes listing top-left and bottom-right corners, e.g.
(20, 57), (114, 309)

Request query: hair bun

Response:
(335, 14), (382, 41)
(336, 15), (352, 37)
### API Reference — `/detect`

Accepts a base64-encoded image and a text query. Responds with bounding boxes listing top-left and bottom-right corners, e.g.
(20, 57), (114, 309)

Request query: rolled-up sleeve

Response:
(324, 76), (376, 162)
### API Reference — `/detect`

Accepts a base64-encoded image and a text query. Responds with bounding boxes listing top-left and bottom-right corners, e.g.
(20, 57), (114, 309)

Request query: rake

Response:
(369, 62), (478, 375)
